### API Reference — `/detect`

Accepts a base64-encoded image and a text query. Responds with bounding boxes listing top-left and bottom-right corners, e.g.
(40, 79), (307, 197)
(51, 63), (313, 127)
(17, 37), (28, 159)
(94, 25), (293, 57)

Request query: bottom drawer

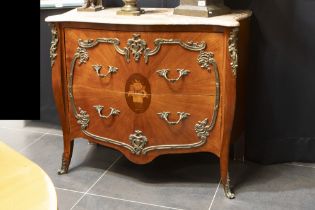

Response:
(69, 87), (221, 156)
(132, 94), (221, 155)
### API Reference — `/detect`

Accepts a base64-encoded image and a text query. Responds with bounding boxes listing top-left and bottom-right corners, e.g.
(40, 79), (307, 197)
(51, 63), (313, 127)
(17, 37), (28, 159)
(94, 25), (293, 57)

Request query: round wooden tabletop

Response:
(0, 141), (57, 210)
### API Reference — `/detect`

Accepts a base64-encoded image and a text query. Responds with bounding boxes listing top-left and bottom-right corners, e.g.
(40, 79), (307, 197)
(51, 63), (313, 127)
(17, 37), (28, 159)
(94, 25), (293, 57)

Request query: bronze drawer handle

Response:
(157, 112), (190, 125)
(94, 105), (120, 119)
(92, 64), (118, 78)
(156, 69), (190, 83)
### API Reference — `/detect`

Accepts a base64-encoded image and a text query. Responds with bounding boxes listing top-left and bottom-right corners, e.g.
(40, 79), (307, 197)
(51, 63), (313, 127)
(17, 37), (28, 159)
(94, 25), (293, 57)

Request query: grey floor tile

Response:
(20, 134), (121, 192)
(89, 153), (221, 210)
(0, 127), (44, 151)
(210, 161), (315, 210)
(23, 120), (62, 135)
(288, 162), (315, 169)
(73, 194), (177, 210)
(56, 188), (84, 210)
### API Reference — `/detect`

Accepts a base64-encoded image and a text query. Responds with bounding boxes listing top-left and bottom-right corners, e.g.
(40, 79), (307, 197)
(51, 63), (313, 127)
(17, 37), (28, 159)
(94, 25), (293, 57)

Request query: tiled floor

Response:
(0, 120), (314, 210)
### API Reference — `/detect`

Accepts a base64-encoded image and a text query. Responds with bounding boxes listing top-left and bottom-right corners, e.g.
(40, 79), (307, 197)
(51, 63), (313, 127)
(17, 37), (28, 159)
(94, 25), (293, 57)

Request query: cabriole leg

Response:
(222, 172), (235, 199)
(58, 139), (74, 175)
(220, 155), (235, 199)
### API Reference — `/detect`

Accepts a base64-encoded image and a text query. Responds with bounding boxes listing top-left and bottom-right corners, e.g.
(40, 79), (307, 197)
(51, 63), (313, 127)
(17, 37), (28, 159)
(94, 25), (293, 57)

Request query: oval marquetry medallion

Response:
(125, 74), (151, 113)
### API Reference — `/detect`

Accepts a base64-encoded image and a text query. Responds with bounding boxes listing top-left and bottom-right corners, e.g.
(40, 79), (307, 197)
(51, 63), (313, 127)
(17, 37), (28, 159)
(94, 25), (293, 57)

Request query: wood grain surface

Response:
(64, 28), (224, 96)
(52, 21), (249, 171)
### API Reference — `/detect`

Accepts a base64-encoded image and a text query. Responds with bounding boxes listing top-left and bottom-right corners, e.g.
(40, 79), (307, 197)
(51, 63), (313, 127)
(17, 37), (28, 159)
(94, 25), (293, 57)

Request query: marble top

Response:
(45, 8), (251, 27)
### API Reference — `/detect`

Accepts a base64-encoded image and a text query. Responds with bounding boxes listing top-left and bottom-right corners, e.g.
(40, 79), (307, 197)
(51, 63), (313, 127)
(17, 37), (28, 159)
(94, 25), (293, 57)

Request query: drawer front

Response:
(69, 87), (221, 155)
(65, 28), (224, 96)
(67, 27), (222, 156)
(69, 88), (134, 143)
(132, 94), (221, 154)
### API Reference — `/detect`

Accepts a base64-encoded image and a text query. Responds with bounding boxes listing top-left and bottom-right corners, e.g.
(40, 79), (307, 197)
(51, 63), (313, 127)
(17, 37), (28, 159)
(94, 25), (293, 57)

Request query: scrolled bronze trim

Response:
(69, 37), (220, 155)
(78, 35), (147, 63)
(228, 28), (239, 77)
(143, 118), (214, 154)
(197, 51), (220, 132)
(78, 38), (130, 62)
(142, 119), (210, 154)
(78, 34), (207, 63)
(144, 39), (206, 63)
(49, 24), (58, 68)
(77, 35), (206, 64)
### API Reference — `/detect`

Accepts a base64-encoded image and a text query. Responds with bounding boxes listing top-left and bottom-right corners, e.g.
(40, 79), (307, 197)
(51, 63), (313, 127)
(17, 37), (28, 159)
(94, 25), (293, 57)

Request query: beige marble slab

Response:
(45, 8), (251, 27)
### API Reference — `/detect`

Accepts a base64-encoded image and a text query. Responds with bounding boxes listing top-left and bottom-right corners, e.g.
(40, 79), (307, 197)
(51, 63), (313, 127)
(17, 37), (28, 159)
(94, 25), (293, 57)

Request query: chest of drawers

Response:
(46, 8), (251, 199)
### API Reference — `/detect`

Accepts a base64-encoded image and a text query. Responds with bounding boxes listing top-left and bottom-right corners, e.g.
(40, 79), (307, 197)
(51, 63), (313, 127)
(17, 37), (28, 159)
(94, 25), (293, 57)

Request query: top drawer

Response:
(65, 28), (224, 96)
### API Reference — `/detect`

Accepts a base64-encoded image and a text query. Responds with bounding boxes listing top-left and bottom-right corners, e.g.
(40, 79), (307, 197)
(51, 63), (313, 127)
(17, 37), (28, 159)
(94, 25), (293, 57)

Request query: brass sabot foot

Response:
(57, 168), (68, 175)
(57, 154), (70, 175)
(222, 172), (235, 199)
(223, 183), (235, 199)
